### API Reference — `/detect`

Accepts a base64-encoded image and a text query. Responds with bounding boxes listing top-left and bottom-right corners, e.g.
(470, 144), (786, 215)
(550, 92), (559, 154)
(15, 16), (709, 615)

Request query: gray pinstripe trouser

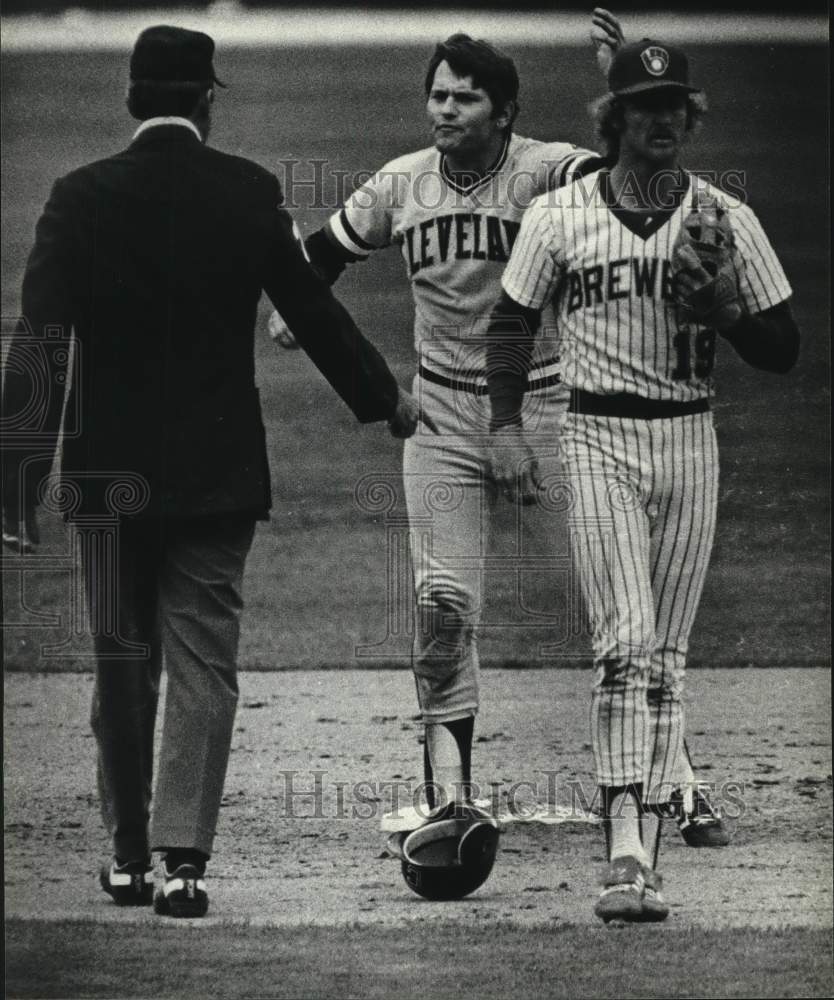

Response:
(560, 410), (718, 797)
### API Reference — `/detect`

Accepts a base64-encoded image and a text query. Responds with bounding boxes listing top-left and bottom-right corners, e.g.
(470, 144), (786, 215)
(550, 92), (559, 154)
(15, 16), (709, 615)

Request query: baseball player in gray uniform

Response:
(268, 13), (623, 819)
(271, 14), (727, 851)
(486, 39), (799, 921)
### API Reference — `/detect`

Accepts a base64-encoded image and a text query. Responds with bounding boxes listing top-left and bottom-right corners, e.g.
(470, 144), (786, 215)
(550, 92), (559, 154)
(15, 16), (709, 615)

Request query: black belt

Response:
(569, 390), (710, 419)
(419, 363), (561, 396)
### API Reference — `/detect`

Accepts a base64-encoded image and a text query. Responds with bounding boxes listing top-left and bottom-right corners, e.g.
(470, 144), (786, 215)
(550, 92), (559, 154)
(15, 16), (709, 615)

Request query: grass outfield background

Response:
(6, 920), (833, 999)
(1, 41), (830, 673)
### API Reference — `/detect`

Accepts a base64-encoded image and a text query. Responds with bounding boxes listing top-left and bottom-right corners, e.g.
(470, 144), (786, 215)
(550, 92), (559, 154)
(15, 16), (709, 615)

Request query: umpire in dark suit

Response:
(1, 26), (425, 918)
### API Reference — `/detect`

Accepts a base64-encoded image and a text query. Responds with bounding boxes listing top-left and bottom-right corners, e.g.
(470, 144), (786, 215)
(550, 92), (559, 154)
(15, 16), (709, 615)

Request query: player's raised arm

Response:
(528, 11), (623, 197)
(591, 8), (625, 77)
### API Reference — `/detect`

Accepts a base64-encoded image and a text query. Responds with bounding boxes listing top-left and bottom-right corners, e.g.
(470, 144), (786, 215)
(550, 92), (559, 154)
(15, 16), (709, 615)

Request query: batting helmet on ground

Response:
(399, 802), (500, 901)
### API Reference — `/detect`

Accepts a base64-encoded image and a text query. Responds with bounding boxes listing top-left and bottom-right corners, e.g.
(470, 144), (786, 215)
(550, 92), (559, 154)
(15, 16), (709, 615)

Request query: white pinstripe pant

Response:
(560, 410), (719, 796)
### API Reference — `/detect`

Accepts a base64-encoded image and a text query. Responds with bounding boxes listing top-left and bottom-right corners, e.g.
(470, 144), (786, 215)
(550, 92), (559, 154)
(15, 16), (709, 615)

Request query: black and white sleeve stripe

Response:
(327, 207), (376, 260)
(552, 148), (606, 190)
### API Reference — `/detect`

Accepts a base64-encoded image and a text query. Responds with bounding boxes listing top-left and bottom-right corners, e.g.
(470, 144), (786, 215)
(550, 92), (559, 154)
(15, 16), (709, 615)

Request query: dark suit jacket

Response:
(2, 123), (398, 519)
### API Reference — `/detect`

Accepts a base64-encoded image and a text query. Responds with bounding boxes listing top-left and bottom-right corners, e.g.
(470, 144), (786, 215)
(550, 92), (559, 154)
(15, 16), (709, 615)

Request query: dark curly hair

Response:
(591, 91), (708, 159)
(424, 33), (520, 126)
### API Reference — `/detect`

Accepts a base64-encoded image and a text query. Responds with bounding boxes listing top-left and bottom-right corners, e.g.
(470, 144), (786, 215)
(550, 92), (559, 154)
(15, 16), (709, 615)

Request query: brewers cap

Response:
(608, 39), (700, 96)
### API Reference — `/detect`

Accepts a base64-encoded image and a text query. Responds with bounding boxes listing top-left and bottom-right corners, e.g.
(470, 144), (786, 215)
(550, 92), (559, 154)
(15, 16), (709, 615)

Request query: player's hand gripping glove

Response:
(267, 309), (299, 349)
(488, 426), (540, 506)
(671, 199), (743, 331)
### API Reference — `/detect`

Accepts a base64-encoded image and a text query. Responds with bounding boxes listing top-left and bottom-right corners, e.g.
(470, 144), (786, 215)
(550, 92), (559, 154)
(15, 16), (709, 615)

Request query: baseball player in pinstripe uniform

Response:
(268, 14), (626, 822)
(487, 39), (799, 921)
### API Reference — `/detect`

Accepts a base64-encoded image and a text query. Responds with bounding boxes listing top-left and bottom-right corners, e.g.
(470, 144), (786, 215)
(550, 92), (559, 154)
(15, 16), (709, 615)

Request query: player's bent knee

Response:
(412, 590), (479, 717)
(414, 588), (476, 658)
(647, 685), (683, 707)
(593, 655), (649, 691)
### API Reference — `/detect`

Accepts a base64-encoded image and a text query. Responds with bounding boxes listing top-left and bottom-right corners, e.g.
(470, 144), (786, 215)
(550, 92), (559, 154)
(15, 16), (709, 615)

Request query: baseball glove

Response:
(398, 801), (500, 901)
(671, 197), (742, 329)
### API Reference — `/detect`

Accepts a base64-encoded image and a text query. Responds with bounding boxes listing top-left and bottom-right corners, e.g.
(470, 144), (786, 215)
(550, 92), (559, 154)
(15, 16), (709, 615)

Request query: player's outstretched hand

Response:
(2, 505), (40, 554)
(488, 427), (540, 505)
(388, 387), (440, 439)
(591, 8), (625, 77)
(267, 309), (300, 349)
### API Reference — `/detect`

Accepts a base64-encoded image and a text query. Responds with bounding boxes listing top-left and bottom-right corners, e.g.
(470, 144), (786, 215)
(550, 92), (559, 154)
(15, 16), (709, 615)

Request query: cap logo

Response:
(641, 46), (670, 77)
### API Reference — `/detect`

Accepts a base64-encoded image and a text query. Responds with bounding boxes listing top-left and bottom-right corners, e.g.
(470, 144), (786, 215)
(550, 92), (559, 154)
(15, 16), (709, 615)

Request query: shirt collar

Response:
(440, 132), (511, 197)
(133, 117), (202, 142)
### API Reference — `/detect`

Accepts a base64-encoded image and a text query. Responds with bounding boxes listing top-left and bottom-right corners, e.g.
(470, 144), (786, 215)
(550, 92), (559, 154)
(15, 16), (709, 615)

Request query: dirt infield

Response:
(5, 668), (831, 931)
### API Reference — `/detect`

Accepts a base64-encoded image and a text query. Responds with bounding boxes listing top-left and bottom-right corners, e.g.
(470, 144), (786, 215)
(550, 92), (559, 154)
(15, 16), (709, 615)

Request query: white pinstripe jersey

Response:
(502, 170), (792, 401)
(325, 133), (594, 382)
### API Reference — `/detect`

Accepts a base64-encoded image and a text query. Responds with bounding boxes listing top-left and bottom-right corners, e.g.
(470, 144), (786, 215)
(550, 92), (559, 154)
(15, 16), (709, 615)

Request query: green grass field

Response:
(5, 919), (833, 999)
(1, 42), (830, 671)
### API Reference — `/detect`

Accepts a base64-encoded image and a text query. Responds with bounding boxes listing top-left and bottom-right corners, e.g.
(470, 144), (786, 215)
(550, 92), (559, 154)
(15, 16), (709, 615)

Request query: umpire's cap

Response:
(130, 25), (227, 88)
(608, 38), (701, 97)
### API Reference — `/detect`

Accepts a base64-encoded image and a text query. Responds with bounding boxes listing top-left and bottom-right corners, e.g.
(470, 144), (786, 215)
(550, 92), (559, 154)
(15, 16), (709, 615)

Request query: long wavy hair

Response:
(591, 91), (708, 159)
